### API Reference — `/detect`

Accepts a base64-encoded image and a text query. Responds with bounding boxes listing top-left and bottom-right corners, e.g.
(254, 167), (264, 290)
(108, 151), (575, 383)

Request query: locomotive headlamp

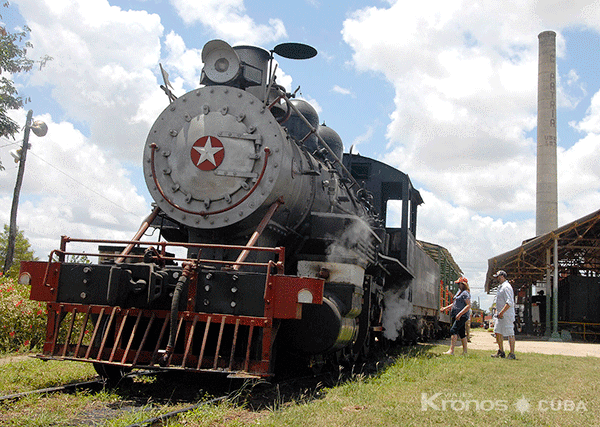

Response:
(18, 272), (31, 286)
(201, 39), (240, 84)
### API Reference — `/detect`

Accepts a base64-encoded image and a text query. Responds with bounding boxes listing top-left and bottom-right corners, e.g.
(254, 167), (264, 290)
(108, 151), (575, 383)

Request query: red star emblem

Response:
(190, 136), (225, 171)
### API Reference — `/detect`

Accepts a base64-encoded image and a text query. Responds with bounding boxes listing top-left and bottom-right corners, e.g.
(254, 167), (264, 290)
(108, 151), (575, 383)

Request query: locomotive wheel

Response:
(91, 316), (131, 383)
(93, 363), (130, 383)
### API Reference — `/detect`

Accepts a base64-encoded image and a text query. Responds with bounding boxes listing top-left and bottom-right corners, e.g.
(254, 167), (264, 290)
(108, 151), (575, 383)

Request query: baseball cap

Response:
(493, 270), (507, 278)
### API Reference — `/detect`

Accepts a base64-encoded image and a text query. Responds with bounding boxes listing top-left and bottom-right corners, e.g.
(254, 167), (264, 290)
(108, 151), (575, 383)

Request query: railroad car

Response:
(19, 39), (460, 381)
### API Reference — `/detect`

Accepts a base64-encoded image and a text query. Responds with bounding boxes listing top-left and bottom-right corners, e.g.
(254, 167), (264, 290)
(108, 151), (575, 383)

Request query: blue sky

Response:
(2, 0), (600, 311)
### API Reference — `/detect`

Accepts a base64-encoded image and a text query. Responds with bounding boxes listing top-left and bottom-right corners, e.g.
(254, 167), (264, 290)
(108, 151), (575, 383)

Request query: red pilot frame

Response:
(21, 236), (324, 378)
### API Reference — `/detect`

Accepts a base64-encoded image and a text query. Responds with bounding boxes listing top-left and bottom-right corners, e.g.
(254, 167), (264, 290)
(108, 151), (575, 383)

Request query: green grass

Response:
(0, 346), (599, 426)
(0, 357), (97, 394)
(253, 345), (600, 427)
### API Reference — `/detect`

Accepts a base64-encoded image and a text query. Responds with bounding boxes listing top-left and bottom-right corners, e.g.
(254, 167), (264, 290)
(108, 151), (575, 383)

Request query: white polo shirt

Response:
(496, 281), (515, 321)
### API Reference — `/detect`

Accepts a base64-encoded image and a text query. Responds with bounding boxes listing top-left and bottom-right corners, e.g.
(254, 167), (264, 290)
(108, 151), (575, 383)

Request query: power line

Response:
(27, 151), (140, 217)
(0, 141), (21, 149)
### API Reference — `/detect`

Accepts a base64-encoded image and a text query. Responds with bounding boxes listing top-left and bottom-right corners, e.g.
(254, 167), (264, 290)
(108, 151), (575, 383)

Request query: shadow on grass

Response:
(73, 341), (443, 419)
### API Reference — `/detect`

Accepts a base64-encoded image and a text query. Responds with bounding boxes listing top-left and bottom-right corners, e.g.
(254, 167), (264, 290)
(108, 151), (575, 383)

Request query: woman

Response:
(441, 276), (471, 355)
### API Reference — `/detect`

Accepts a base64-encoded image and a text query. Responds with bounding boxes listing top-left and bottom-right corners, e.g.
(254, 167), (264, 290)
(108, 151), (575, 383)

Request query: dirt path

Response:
(0, 354), (30, 365)
(438, 328), (600, 358)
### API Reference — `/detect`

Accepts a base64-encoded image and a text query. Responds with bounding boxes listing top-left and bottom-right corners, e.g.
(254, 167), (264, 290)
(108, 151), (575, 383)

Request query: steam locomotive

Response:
(19, 39), (460, 380)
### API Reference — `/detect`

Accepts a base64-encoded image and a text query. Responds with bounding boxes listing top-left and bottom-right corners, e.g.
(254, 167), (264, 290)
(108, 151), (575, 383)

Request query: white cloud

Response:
(170, 0), (287, 45)
(15, 0), (166, 163)
(332, 85), (352, 96)
(351, 125), (375, 150)
(163, 31), (204, 88)
(387, 190), (533, 308)
(342, 0), (600, 221)
(572, 90), (600, 134)
(0, 110), (150, 259)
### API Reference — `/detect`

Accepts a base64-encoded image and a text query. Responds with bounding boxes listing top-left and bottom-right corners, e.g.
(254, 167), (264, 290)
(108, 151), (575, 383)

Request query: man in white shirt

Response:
(492, 270), (516, 359)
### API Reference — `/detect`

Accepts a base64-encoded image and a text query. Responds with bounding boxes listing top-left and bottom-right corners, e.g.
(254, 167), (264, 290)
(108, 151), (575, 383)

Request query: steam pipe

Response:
(116, 206), (160, 264)
(233, 197), (284, 271)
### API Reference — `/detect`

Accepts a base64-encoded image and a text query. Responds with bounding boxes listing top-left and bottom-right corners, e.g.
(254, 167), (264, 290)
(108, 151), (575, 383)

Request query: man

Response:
(491, 270), (516, 359)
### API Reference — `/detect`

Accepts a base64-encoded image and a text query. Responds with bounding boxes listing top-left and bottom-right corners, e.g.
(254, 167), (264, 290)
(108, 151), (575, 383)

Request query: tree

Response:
(471, 299), (480, 311)
(0, 224), (37, 278)
(0, 2), (51, 169)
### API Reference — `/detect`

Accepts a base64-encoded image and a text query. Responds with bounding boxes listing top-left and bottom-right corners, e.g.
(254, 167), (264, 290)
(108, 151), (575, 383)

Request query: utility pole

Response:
(3, 110), (47, 275)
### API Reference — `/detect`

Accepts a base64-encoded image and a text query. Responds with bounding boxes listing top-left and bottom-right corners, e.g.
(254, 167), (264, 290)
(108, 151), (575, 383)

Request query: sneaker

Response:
(491, 350), (506, 358)
(507, 353), (516, 360)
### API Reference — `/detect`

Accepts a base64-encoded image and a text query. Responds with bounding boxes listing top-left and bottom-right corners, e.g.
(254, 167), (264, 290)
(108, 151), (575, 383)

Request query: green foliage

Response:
(0, 26), (32, 138)
(0, 224), (37, 279)
(0, 2), (51, 169)
(0, 274), (46, 353)
(66, 254), (91, 264)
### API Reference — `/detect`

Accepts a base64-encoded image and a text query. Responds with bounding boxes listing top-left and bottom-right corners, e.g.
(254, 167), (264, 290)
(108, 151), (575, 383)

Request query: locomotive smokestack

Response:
(536, 30), (558, 236)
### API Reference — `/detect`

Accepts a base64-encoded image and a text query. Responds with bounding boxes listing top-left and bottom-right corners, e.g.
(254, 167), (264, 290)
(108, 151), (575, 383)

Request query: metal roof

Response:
(485, 208), (600, 293)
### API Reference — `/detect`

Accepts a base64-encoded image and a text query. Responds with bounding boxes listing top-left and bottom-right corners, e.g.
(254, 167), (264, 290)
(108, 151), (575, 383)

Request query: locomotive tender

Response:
(20, 39), (456, 380)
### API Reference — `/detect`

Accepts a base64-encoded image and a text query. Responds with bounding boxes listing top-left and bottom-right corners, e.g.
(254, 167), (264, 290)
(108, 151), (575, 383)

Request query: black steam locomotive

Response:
(20, 39), (458, 380)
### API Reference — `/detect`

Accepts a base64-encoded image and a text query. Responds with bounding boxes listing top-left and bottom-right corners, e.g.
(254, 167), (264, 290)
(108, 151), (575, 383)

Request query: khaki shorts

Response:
(494, 316), (515, 337)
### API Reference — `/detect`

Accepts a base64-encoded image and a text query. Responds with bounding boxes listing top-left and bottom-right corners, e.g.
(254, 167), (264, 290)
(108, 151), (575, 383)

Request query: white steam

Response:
(382, 287), (413, 341)
(325, 218), (371, 264)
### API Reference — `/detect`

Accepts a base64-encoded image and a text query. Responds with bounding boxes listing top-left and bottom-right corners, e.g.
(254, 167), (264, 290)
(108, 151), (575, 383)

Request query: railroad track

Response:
(124, 395), (228, 427)
(0, 378), (104, 402)
(0, 370), (158, 403)
(0, 361), (370, 425)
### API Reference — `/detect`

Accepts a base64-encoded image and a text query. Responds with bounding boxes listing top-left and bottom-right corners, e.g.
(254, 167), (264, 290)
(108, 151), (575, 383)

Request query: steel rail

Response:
(125, 395), (227, 427)
(0, 379), (103, 402)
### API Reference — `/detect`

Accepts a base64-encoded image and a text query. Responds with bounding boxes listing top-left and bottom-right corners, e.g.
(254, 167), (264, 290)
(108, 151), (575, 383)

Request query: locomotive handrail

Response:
(49, 251), (280, 269)
(56, 236), (285, 254)
(42, 237), (286, 288)
(149, 143), (271, 217)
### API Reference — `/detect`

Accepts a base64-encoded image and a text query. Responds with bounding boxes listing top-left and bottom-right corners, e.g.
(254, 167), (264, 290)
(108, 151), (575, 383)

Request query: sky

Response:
(2, 0), (600, 312)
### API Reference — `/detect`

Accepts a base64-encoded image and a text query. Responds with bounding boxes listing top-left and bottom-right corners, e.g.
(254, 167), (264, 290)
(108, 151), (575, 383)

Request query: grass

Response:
(252, 346), (600, 427)
(0, 345), (599, 426)
(0, 358), (97, 394)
